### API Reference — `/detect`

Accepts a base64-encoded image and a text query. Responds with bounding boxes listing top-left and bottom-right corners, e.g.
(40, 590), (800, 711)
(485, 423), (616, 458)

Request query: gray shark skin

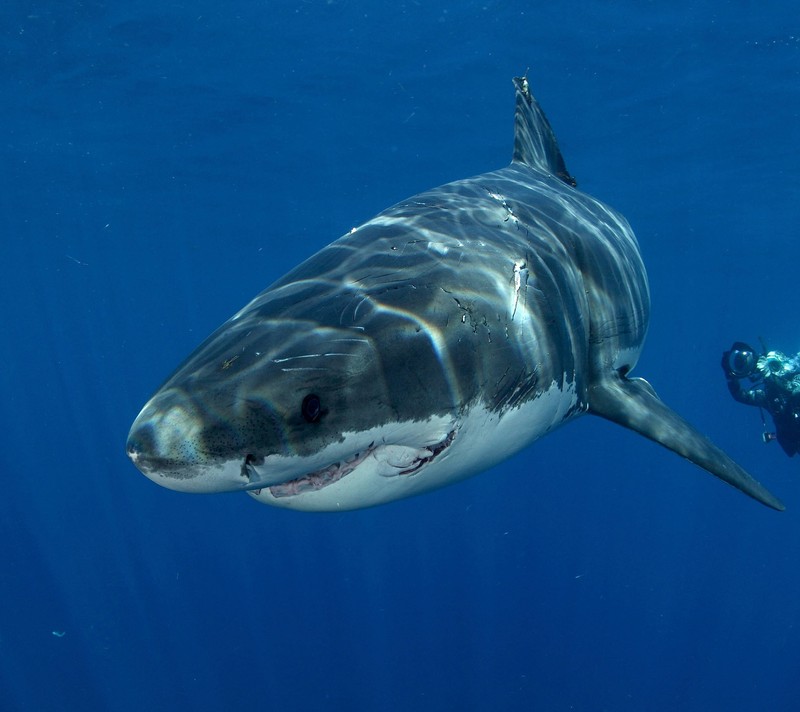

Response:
(126, 76), (783, 512)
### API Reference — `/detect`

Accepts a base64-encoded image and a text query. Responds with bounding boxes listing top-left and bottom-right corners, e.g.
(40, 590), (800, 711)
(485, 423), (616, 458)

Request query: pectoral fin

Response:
(588, 374), (784, 511)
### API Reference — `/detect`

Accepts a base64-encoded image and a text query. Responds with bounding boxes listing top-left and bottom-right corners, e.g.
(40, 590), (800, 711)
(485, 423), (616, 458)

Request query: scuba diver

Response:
(722, 342), (800, 456)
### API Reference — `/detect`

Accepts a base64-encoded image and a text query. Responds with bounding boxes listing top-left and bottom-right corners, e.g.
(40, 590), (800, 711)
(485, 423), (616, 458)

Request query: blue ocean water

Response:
(2, 1), (799, 709)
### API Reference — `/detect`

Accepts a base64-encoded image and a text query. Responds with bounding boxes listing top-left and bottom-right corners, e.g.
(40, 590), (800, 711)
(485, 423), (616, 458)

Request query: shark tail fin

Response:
(588, 374), (784, 511)
(511, 75), (577, 187)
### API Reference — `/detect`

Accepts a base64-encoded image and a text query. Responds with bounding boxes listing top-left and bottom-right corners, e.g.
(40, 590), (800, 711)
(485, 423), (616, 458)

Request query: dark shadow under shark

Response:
(126, 76), (783, 512)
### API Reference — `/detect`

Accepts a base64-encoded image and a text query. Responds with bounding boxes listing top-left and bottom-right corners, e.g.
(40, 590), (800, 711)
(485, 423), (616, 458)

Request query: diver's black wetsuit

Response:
(724, 361), (800, 457)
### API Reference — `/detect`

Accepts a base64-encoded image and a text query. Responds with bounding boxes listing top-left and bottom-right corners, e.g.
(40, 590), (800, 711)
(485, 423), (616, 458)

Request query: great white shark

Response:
(126, 76), (783, 512)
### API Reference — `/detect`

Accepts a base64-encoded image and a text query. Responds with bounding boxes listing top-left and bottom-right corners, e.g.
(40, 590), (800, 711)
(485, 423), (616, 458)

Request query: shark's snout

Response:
(126, 392), (235, 492)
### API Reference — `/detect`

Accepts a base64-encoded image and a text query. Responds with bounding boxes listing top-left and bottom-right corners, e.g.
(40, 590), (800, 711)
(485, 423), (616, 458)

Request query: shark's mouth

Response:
(260, 430), (456, 499)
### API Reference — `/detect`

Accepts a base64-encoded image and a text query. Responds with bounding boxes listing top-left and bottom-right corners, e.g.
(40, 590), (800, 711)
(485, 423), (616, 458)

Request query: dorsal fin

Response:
(512, 75), (577, 187)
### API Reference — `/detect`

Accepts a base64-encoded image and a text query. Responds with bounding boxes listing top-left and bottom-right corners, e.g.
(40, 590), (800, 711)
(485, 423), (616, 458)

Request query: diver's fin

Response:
(588, 374), (785, 511)
(511, 75), (577, 187)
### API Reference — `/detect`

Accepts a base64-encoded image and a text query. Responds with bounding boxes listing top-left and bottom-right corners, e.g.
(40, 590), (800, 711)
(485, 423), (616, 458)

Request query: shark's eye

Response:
(301, 394), (323, 423)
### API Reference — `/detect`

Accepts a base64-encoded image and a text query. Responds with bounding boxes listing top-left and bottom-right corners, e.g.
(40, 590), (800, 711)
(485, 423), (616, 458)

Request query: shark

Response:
(126, 76), (783, 512)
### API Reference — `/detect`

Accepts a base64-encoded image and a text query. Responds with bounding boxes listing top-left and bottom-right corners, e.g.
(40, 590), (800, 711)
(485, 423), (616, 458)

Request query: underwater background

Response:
(2, 1), (800, 710)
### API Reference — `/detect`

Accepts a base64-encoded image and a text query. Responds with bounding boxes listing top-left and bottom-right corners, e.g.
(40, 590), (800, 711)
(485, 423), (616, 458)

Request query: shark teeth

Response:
(266, 446), (376, 498)
(266, 431), (456, 499)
